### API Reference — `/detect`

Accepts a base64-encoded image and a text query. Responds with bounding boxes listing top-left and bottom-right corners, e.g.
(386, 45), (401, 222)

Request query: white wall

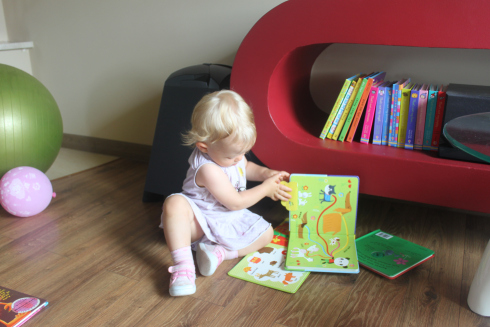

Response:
(0, 1), (33, 73)
(2, 0), (286, 145)
(0, 2), (6, 41)
(3, 1), (488, 146)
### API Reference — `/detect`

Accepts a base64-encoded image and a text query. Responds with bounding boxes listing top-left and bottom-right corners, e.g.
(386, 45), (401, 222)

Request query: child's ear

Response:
(196, 142), (208, 153)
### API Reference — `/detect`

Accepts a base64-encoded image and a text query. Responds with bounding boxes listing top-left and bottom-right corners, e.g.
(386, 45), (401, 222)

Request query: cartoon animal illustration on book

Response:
(280, 175), (359, 273)
(320, 184), (336, 203)
(255, 270), (281, 280)
(291, 191), (353, 262)
(290, 245), (319, 262)
(321, 257), (350, 268)
(297, 213), (308, 239)
(258, 247), (275, 254)
(0, 298), (41, 327)
(282, 272), (299, 285)
(298, 191), (312, 198)
(235, 243), (307, 290)
(321, 191), (352, 236)
(250, 256), (262, 264)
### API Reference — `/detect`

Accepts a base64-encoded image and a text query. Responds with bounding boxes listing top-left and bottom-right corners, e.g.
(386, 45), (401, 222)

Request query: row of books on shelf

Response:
(319, 72), (448, 151)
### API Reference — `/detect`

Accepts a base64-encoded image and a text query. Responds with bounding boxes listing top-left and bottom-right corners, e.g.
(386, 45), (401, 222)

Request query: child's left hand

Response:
(262, 172), (292, 201)
(265, 169), (290, 182)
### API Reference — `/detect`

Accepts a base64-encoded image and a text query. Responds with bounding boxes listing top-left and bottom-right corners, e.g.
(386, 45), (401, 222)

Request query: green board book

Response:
(282, 174), (360, 273)
(355, 229), (435, 279)
(228, 219), (310, 293)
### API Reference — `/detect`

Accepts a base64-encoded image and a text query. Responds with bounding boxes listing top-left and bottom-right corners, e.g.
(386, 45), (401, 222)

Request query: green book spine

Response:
(338, 77), (369, 141)
(333, 79), (363, 140)
(320, 78), (355, 139)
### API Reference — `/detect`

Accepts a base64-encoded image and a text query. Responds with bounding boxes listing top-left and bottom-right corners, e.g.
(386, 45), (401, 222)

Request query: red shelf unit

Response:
(231, 0), (490, 214)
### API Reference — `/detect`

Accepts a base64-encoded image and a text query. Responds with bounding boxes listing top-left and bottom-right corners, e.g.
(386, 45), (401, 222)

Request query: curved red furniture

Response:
(231, 0), (490, 213)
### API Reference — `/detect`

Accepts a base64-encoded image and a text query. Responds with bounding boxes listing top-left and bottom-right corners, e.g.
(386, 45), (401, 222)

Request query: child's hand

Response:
(263, 173), (292, 201)
(264, 169), (290, 182)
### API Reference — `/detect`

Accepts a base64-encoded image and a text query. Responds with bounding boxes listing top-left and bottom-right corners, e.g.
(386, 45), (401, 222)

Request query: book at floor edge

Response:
(355, 230), (434, 279)
(0, 286), (48, 327)
(281, 174), (360, 274)
(228, 219), (310, 293)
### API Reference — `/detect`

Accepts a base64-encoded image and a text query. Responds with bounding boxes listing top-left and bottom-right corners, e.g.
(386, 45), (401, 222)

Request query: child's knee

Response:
(163, 195), (188, 215)
(162, 195), (194, 226)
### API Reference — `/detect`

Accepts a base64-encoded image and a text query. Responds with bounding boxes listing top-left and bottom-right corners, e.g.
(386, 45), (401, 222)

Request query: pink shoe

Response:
(196, 243), (224, 276)
(168, 264), (196, 296)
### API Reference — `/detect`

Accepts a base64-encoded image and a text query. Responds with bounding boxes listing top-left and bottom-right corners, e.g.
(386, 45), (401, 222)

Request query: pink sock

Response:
(215, 245), (238, 260)
(171, 246), (194, 266)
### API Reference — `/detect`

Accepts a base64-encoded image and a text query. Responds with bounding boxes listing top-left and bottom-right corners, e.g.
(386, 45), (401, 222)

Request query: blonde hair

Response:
(182, 90), (256, 150)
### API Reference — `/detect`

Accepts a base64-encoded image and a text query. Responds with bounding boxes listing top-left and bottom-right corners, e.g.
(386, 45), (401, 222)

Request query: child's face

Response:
(200, 136), (250, 167)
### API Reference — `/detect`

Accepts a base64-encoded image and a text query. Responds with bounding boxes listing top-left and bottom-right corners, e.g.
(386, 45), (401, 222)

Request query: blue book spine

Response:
(393, 86), (404, 145)
(388, 83), (398, 147)
(381, 83), (394, 145)
(372, 84), (387, 145)
(423, 86), (438, 150)
(405, 86), (420, 150)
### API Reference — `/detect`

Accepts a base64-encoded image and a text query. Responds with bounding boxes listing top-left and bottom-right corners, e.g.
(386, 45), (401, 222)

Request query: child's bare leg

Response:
(237, 225), (274, 257)
(161, 195), (204, 296)
(162, 195), (204, 251)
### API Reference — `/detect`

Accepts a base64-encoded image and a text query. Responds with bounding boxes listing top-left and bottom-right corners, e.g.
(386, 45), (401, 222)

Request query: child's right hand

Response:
(263, 173), (292, 201)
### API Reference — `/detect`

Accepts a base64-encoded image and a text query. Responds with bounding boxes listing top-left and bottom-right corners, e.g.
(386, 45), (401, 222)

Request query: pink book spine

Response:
(414, 84), (428, 150)
(360, 83), (381, 144)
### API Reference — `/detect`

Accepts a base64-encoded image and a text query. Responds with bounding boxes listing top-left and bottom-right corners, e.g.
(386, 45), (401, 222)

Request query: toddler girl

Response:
(161, 90), (291, 296)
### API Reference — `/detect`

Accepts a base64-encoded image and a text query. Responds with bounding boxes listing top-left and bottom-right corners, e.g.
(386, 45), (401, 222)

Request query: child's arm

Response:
(245, 158), (290, 182)
(196, 163), (291, 211)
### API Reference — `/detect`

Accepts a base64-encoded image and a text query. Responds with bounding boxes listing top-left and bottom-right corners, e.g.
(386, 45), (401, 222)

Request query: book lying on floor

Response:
(228, 219), (310, 293)
(355, 229), (435, 279)
(282, 174), (360, 274)
(0, 286), (48, 327)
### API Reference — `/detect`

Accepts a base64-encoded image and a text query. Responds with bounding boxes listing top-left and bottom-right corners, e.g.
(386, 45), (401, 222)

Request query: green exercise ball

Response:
(0, 64), (63, 177)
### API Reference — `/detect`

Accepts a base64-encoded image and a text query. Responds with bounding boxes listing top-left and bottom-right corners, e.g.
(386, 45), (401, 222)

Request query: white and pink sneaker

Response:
(168, 264), (196, 296)
(196, 243), (225, 276)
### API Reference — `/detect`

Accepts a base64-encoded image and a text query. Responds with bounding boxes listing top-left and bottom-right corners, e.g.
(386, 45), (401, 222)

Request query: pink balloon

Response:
(0, 166), (55, 217)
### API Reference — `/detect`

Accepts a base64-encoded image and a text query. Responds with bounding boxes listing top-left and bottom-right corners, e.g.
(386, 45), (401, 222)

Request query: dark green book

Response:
(355, 230), (434, 279)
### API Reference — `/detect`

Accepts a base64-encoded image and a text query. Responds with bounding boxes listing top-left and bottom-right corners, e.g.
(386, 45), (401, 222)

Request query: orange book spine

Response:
(346, 78), (374, 142)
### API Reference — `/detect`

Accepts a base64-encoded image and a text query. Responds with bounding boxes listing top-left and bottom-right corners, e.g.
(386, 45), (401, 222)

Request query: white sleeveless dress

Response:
(161, 148), (271, 250)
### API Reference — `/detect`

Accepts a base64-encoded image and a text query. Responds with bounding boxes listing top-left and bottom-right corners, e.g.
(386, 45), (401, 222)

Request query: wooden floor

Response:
(1, 158), (489, 327)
